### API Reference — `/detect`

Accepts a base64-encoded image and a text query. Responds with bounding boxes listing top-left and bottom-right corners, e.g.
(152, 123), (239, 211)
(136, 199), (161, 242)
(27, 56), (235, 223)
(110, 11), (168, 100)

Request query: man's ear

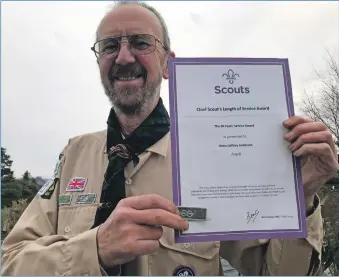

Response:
(163, 51), (175, 80)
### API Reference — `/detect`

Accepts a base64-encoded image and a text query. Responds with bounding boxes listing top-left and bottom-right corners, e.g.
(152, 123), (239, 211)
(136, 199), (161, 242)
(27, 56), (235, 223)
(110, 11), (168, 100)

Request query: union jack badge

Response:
(66, 177), (88, 192)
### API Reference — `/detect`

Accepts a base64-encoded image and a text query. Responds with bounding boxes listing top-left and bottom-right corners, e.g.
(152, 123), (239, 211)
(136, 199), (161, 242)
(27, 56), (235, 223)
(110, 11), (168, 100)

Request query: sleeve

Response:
(1, 142), (104, 276)
(220, 195), (323, 276)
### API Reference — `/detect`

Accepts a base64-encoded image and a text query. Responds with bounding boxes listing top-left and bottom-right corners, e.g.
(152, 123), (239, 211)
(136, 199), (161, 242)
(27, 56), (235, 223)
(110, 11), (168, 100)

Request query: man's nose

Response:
(115, 43), (136, 65)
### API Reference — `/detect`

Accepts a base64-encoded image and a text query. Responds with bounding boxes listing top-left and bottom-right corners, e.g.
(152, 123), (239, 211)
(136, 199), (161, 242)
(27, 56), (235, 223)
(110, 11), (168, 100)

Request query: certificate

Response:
(168, 58), (307, 243)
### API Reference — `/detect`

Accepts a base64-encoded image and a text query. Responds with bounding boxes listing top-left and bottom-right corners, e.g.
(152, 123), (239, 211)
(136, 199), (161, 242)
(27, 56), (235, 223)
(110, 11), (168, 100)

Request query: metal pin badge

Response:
(178, 207), (207, 221)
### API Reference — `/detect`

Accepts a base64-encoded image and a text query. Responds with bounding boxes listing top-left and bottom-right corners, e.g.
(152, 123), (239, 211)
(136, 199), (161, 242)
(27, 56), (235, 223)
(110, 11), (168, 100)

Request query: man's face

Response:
(96, 4), (173, 115)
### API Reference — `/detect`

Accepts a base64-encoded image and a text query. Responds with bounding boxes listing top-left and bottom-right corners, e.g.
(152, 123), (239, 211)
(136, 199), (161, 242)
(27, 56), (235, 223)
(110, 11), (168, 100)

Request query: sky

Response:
(1, 1), (339, 178)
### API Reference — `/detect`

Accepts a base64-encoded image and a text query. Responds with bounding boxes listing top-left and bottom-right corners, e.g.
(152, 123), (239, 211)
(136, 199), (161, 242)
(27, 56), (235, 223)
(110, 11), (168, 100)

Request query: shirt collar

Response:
(146, 132), (170, 157)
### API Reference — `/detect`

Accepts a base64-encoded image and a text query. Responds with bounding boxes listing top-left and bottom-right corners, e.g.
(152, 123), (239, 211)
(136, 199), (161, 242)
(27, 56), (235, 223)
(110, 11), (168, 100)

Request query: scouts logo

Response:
(222, 69), (239, 84)
(66, 177), (88, 192)
(173, 266), (195, 276)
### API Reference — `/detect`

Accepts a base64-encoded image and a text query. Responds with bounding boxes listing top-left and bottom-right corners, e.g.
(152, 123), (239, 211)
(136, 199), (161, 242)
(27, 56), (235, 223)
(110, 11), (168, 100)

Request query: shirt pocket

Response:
(149, 227), (220, 276)
(57, 205), (97, 236)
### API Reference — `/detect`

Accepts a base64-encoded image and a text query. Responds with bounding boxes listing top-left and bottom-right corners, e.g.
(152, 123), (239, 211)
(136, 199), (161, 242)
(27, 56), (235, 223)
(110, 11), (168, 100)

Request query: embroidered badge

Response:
(38, 179), (54, 196)
(53, 160), (61, 178)
(173, 266), (195, 276)
(59, 194), (72, 205)
(39, 179), (57, 199)
(53, 153), (63, 178)
(75, 193), (96, 204)
(66, 177), (88, 192)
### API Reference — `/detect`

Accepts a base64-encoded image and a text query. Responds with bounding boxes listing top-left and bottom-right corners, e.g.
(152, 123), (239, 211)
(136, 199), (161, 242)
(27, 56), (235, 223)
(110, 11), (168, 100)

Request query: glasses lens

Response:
(95, 38), (120, 57)
(93, 35), (157, 58)
(129, 34), (156, 55)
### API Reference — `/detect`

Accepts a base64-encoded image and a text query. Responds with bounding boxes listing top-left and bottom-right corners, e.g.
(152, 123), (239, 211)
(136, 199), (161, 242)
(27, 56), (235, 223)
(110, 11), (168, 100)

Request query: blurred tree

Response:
(298, 50), (339, 275)
(19, 171), (40, 201)
(1, 182), (22, 208)
(1, 147), (14, 182)
(298, 50), (338, 146)
(1, 148), (20, 208)
(1, 151), (39, 208)
(22, 170), (31, 181)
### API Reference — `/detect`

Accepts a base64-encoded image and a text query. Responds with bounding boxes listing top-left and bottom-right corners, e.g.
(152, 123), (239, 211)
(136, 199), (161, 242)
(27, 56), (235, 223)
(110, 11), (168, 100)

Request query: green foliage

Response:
(1, 148), (41, 242)
(1, 182), (22, 208)
(22, 170), (31, 181)
(1, 148), (41, 208)
(1, 199), (30, 243)
(1, 147), (14, 182)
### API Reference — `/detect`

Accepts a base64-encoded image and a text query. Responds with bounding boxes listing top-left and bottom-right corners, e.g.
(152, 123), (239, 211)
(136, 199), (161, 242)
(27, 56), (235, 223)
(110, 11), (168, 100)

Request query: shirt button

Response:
(64, 226), (71, 233)
(125, 178), (132, 185)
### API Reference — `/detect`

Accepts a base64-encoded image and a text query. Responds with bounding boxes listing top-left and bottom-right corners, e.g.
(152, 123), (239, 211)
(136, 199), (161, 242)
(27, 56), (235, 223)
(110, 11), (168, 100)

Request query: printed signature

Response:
(247, 210), (260, 223)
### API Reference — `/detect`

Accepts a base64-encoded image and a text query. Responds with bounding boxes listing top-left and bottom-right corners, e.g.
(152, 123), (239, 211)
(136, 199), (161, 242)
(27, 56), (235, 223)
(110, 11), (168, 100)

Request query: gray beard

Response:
(104, 77), (161, 116)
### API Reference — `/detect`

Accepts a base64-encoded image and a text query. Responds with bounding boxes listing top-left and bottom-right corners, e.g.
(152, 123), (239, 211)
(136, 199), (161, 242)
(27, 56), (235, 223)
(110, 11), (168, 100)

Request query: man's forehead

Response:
(98, 4), (163, 40)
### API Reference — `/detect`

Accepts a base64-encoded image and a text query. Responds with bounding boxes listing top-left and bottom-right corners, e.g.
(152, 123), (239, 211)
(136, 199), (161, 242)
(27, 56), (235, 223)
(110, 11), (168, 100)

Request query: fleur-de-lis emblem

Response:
(222, 69), (239, 84)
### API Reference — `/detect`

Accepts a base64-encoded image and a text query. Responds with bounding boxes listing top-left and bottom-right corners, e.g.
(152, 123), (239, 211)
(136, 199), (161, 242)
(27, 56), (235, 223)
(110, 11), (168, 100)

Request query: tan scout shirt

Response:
(1, 130), (323, 276)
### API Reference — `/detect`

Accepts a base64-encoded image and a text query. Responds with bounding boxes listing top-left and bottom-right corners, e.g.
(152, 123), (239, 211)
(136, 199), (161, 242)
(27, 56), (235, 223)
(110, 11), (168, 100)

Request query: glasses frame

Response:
(91, 33), (168, 59)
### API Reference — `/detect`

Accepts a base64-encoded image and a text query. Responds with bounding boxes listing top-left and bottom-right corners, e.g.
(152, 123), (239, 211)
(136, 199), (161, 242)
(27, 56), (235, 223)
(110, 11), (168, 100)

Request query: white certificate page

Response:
(168, 58), (307, 243)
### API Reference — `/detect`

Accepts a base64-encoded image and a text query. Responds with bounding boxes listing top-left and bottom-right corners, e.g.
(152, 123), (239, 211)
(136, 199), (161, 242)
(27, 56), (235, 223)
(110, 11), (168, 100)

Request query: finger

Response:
(132, 240), (160, 257)
(134, 224), (163, 241)
(284, 122), (327, 142)
(123, 194), (179, 214)
(293, 142), (335, 159)
(283, 116), (313, 129)
(289, 131), (335, 153)
(131, 208), (189, 231)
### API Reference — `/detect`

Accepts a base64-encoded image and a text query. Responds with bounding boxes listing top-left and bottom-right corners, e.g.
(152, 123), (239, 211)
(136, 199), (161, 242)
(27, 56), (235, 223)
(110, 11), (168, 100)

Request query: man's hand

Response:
(283, 116), (338, 212)
(97, 194), (188, 268)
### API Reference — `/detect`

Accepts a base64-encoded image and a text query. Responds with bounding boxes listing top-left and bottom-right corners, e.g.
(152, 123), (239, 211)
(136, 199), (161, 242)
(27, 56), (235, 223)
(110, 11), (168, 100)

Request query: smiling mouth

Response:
(115, 75), (143, 81)
(111, 73), (147, 89)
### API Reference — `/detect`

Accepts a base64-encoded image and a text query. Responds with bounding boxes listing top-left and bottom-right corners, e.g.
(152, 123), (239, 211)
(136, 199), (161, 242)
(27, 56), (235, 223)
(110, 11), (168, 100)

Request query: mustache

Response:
(109, 63), (147, 78)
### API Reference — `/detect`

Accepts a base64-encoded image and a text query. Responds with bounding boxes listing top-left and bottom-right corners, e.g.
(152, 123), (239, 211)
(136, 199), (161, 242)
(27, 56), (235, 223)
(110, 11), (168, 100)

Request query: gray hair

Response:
(96, 1), (171, 51)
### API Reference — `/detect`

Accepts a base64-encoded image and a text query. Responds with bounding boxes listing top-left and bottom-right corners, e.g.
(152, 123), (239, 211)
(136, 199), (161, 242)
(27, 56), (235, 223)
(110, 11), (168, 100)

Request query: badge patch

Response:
(59, 194), (72, 205)
(38, 179), (54, 196)
(39, 179), (57, 199)
(173, 266), (195, 276)
(75, 193), (96, 204)
(53, 160), (61, 178)
(53, 153), (63, 178)
(66, 177), (88, 192)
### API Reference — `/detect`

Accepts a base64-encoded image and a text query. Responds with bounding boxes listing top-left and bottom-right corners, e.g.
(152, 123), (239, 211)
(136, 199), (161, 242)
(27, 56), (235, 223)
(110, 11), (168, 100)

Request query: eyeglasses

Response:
(91, 34), (167, 59)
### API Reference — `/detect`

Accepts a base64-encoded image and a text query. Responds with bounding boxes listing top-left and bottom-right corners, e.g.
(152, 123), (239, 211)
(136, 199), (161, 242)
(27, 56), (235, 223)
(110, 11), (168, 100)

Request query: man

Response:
(1, 1), (338, 276)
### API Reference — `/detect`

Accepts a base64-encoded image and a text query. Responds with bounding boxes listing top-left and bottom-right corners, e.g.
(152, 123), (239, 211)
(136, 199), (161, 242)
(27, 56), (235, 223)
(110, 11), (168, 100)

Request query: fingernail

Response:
(178, 221), (189, 231)
(285, 133), (292, 141)
(184, 221), (189, 230)
(179, 220), (189, 230)
(283, 119), (290, 126)
(294, 150), (301, 157)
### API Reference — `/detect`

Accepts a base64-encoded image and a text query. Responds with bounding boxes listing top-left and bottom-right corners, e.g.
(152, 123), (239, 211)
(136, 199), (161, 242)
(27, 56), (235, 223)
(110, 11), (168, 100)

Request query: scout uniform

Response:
(1, 130), (323, 276)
